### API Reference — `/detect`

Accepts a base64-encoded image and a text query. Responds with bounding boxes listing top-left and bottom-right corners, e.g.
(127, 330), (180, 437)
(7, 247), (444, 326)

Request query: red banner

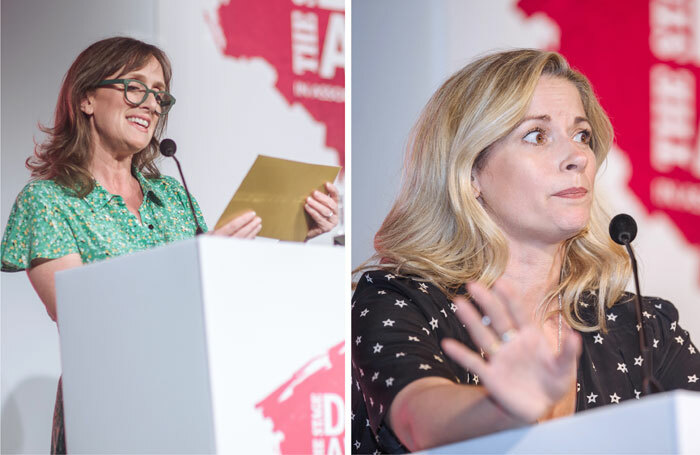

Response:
(520, 0), (700, 250)
(256, 342), (345, 454)
(216, 0), (345, 167)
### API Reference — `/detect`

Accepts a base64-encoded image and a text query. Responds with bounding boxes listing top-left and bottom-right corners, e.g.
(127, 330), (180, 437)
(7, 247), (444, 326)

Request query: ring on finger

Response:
(481, 315), (492, 327)
(486, 340), (501, 356)
(325, 210), (334, 218)
(501, 329), (518, 343)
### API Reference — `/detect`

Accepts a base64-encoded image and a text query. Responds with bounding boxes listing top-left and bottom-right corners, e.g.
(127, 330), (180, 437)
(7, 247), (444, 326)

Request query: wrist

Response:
(486, 393), (542, 427)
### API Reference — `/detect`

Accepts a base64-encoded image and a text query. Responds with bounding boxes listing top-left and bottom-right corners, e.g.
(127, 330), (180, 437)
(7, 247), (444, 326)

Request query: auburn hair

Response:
(27, 36), (173, 196)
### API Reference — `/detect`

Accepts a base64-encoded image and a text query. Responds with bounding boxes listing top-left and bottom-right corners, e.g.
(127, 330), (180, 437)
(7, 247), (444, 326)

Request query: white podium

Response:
(55, 237), (344, 454)
(422, 390), (700, 454)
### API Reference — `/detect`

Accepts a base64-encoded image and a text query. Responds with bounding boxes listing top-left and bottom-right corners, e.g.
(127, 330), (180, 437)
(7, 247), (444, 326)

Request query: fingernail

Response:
(307, 196), (312, 202)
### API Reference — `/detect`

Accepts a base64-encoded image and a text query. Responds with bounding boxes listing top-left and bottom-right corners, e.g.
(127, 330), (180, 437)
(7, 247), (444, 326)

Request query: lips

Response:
(126, 115), (151, 131)
(553, 187), (588, 198)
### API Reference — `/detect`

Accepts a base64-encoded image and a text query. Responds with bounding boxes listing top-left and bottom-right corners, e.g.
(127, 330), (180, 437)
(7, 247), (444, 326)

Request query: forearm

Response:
(27, 254), (83, 321)
(389, 377), (529, 451)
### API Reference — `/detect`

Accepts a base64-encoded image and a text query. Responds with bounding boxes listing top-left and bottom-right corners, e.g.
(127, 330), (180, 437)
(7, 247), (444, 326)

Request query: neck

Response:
(499, 238), (564, 319)
(88, 148), (138, 195)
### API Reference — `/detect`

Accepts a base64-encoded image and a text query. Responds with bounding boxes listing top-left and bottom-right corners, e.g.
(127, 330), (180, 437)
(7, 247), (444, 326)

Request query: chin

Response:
(557, 219), (590, 239)
(127, 138), (152, 153)
(556, 204), (590, 226)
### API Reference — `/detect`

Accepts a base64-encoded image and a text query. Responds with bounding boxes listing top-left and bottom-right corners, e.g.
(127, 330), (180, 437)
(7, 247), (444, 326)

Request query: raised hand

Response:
(441, 281), (581, 423)
(304, 182), (340, 240)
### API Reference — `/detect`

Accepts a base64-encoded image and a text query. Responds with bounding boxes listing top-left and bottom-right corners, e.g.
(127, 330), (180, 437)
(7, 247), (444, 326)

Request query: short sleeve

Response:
(649, 298), (700, 391)
(1, 182), (80, 272)
(351, 271), (471, 434)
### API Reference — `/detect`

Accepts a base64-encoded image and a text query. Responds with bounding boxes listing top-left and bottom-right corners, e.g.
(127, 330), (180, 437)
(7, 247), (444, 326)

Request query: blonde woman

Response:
(351, 49), (700, 453)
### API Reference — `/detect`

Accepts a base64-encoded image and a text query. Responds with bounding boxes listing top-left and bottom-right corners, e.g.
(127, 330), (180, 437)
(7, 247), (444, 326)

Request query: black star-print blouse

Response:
(351, 270), (700, 454)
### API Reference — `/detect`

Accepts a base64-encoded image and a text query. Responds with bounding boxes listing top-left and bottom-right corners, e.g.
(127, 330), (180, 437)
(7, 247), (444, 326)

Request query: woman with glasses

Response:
(1, 36), (338, 454)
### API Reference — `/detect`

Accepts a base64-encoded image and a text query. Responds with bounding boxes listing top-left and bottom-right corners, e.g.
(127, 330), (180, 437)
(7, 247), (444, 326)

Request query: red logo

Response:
(215, 0), (345, 168)
(256, 342), (345, 454)
(519, 0), (700, 248)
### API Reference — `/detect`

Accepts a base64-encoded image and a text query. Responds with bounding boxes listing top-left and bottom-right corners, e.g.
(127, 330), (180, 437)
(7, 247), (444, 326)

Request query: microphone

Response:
(609, 213), (637, 245)
(609, 214), (662, 395)
(160, 138), (177, 157)
(159, 139), (204, 235)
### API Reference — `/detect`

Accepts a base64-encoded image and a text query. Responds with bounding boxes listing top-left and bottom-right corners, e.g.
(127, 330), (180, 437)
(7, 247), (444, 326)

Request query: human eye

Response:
(573, 129), (592, 144)
(523, 128), (547, 145)
(126, 80), (146, 92)
(156, 92), (173, 106)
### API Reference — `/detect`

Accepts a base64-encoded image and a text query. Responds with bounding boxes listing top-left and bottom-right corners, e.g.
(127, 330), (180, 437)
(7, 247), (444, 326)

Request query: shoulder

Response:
(355, 270), (443, 295)
(575, 291), (677, 330)
(16, 179), (68, 199)
(11, 180), (76, 210)
(610, 292), (677, 317)
(640, 295), (681, 330)
(604, 292), (680, 330)
(641, 295), (679, 316)
(353, 270), (451, 311)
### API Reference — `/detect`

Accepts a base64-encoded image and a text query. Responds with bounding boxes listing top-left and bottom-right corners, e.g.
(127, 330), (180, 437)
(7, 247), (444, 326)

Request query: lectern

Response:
(421, 390), (700, 454)
(55, 237), (344, 454)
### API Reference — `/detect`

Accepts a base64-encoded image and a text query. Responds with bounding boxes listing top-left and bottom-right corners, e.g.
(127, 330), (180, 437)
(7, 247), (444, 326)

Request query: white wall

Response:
(0, 1), (157, 452)
(351, 0), (447, 269)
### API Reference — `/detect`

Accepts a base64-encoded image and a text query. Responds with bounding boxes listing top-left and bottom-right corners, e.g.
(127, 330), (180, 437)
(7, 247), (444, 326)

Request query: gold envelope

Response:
(215, 155), (341, 242)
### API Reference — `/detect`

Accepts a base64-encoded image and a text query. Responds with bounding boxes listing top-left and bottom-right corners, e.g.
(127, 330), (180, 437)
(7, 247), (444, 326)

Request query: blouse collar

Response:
(83, 167), (163, 209)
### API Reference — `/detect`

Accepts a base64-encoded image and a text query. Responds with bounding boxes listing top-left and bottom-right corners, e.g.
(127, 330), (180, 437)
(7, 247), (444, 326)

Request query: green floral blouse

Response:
(1, 169), (208, 272)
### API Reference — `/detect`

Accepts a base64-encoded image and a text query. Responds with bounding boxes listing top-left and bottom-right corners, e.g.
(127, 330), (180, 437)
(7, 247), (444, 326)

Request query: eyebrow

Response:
(515, 114), (590, 128)
(122, 72), (166, 90)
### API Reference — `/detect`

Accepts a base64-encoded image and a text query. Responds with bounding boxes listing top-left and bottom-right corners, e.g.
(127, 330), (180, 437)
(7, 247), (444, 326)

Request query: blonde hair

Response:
(365, 49), (631, 332)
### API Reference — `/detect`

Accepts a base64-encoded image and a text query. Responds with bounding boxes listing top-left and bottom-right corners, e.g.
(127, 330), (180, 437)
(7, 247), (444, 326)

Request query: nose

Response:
(141, 91), (161, 114)
(560, 143), (590, 173)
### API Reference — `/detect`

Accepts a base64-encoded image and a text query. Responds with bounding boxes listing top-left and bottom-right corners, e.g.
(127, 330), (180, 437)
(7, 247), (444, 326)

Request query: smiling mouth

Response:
(553, 187), (588, 198)
(127, 116), (150, 129)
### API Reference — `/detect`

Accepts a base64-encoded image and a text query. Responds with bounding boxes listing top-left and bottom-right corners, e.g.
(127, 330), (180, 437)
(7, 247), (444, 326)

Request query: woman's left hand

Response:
(441, 280), (581, 423)
(304, 182), (339, 240)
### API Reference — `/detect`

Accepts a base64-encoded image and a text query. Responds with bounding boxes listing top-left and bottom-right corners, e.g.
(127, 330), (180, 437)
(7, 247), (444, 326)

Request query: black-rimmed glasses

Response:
(96, 79), (176, 114)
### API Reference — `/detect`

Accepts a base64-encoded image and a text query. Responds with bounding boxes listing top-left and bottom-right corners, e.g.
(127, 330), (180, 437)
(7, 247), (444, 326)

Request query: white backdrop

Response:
(351, 0), (700, 341)
(156, 0), (343, 233)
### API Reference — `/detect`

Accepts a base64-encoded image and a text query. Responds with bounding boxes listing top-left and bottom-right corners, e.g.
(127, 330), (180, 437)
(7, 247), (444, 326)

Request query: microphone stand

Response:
(170, 155), (204, 236)
(159, 139), (204, 236)
(620, 236), (662, 395)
